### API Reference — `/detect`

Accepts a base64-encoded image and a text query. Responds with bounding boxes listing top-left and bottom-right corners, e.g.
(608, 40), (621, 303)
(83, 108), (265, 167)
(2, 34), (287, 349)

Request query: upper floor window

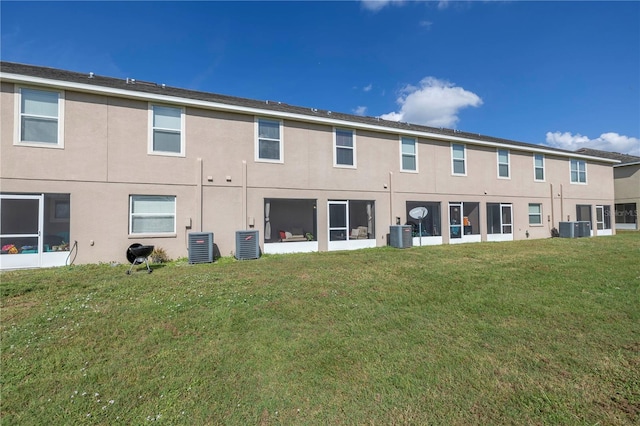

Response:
(256, 118), (283, 162)
(400, 137), (417, 172)
(497, 149), (510, 178)
(150, 105), (184, 156)
(534, 154), (545, 181)
(17, 87), (64, 148)
(129, 195), (176, 235)
(451, 143), (466, 175)
(570, 159), (587, 183)
(334, 128), (356, 167)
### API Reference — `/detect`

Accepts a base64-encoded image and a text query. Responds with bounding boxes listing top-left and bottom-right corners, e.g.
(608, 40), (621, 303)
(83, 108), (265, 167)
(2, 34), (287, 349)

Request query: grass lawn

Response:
(1, 233), (639, 425)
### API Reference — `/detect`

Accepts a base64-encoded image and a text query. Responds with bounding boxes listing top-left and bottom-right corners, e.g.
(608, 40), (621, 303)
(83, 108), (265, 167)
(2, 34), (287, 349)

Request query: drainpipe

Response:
(196, 158), (203, 232)
(242, 160), (247, 229)
(388, 171), (394, 225)
(549, 183), (555, 229)
(560, 184), (564, 222)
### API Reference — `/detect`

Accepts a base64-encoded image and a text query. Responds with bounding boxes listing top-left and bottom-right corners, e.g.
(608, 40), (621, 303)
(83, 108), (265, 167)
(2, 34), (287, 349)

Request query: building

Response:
(575, 148), (639, 231)
(0, 62), (618, 269)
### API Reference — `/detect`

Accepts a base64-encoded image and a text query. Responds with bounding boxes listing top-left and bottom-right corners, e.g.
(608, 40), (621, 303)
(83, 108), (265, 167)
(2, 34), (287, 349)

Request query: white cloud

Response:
(360, 0), (406, 12)
(419, 20), (433, 29)
(380, 77), (482, 128)
(353, 106), (368, 116)
(545, 131), (640, 157)
(363, 84), (372, 92)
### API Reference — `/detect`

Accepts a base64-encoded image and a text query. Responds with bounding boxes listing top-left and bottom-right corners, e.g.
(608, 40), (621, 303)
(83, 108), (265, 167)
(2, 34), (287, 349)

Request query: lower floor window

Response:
(487, 203), (513, 234)
(406, 201), (441, 236)
(329, 200), (375, 241)
(264, 198), (317, 243)
(528, 203), (542, 225)
(449, 202), (480, 238)
(129, 195), (176, 234)
(615, 203), (637, 224)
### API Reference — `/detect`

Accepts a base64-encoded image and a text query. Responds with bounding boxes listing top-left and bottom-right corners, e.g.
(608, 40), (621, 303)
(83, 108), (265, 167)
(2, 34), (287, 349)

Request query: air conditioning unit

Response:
(188, 232), (214, 264)
(389, 225), (412, 248)
(235, 230), (260, 260)
(576, 221), (591, 237)
(559, 222), (578, 238)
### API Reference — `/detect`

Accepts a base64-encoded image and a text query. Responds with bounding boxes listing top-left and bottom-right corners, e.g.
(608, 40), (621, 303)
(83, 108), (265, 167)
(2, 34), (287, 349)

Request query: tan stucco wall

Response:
(0, 81), (618, 265)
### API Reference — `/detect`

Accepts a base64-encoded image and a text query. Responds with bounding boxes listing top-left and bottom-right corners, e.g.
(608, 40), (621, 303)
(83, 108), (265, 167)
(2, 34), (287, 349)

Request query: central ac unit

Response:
(235, 230), (260, 260)
(188, 232), (214, 264)
(389, 225), (412, 248)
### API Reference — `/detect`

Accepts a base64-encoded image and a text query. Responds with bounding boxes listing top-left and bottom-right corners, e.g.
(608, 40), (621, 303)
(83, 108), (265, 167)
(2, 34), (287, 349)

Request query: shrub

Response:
(150, 247), (170, 263)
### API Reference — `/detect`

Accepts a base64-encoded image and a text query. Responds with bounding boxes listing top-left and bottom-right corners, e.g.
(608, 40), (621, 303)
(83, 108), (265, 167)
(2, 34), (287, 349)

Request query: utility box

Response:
(389, 225), (412, 248)
(235, 230), (260, 260)
(559, 221), (591, 238)
(188, 232), (214, 264)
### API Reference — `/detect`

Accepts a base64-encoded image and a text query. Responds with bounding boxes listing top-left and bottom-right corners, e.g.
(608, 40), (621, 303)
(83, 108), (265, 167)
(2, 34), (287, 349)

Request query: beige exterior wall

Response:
(614, 164), (640, 230)
(0, 79), (617, 267)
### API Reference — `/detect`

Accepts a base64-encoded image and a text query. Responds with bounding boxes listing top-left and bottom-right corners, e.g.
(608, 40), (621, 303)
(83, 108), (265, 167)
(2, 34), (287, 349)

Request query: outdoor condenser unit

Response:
(389, 225), (413, 249)
(188, 232), (214, 264)
(235, 230), (260, 260)
(559, 221), (591, 238)
(576, 221), (591, 237)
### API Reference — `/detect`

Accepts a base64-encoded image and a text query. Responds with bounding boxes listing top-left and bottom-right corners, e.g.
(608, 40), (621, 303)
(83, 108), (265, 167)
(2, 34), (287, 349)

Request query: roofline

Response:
(614, 161), (640, 167)
(0, 70), (619, 164)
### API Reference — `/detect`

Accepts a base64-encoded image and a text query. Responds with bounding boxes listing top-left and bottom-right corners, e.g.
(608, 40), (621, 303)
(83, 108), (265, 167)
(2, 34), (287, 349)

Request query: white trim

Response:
(264, 241), (318, 254)
(255, 117), (284, 163)
(533, 153), (545, 182)
(497, 148), (510, 179)
(129, 195), (177, 235)
(413, 236), (442, 246)
(451, 143), (466, 176)
(328, 239), (377, 251)
(487, 234), (514, 242)
(14, 85), (65, 149)
(148, 104), (185, 157)
(450, 235), (482, 244)
(400, 136), (418, 173)
(333, 128), (356, 168)
(1, 72), (620, 164)
(570, 159), (588, 184)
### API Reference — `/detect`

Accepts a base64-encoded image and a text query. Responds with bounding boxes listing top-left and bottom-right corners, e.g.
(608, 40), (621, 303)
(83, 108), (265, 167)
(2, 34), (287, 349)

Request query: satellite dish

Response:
(409, 206), (428, 220)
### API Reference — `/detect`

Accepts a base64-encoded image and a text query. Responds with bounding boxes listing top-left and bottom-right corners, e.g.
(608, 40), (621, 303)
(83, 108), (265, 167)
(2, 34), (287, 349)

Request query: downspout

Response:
(560, 183), (565, 221)
(388, 171), (394, 225)
(549, 183), (555, 230)
(196, 158), (203, 232)
(242, 160), (247, 229)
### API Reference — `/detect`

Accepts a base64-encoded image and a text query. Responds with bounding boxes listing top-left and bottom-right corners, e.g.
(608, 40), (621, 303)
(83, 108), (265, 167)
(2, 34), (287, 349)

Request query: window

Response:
(487, 203), (513, 234)
(150, 105), (184, 155)
(449, 202), (479, 238)
(406, 201), (441, 236)
(17, 87), (63, 147)
(534, 154), (545, 181)
(615, 203), (637, 225)
(451, 143), (466, 175)
(256, 118), (283, 162)
(570, 159), (587, 183)
(497, 149), (510, 178)
(334, 128), (355, 167)
(528, 203), (542, 225)
(328, 200), (374, 241)
(596, 205), (611, 230)
(400, 137), (417, 171)
(129, 195), (176, 234)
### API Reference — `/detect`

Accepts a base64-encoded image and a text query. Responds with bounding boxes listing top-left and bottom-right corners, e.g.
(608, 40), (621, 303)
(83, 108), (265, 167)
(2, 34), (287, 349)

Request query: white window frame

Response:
(570, 159), (587, 184)
(528, 203), (543, 225)
(533, 154), (545, 182)
(148, 104), (185, 156)
(255, 117), (283, 163)
(451, 143), (466, 176)
(14, 86), (65, 148)
(497, 149), (510, 179)
(129, 195), (177, 235)
(596, 205), (611, 230)
(400, 136), (418, 172)
(334, 128), (356, 168)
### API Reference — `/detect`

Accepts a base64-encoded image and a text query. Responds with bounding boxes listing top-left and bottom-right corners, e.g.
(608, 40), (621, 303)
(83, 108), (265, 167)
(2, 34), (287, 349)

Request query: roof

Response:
(575, 148), (640, 166)
(0, 61), (619, 164)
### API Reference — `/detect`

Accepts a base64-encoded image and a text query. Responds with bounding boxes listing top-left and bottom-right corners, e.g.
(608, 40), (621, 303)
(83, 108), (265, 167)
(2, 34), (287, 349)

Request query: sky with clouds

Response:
(2, 0), (638, 156)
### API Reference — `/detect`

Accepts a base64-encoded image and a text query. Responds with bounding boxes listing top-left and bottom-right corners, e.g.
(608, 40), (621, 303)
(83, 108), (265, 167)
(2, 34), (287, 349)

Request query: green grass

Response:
(2, 233), (639, 425)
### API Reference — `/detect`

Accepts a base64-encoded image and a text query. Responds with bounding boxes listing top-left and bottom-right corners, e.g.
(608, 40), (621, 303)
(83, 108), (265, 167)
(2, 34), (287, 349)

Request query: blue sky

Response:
(2, 0), (639, 155)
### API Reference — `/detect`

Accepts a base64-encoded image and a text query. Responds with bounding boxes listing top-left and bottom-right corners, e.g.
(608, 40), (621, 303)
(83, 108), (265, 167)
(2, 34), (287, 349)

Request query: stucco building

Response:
(0, 62), (618, 269)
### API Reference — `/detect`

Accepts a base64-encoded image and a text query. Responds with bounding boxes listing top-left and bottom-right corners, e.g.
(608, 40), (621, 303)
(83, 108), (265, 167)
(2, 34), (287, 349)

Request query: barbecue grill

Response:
(126, 243), (154, 275)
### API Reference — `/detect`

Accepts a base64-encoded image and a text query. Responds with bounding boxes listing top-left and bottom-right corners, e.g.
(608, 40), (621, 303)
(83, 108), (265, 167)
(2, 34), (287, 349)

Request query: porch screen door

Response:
(0, 194), (43, 269)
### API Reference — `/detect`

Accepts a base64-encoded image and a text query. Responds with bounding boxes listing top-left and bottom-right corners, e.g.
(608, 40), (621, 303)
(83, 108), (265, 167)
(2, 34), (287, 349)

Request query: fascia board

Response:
(1, 71), (619, 164)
